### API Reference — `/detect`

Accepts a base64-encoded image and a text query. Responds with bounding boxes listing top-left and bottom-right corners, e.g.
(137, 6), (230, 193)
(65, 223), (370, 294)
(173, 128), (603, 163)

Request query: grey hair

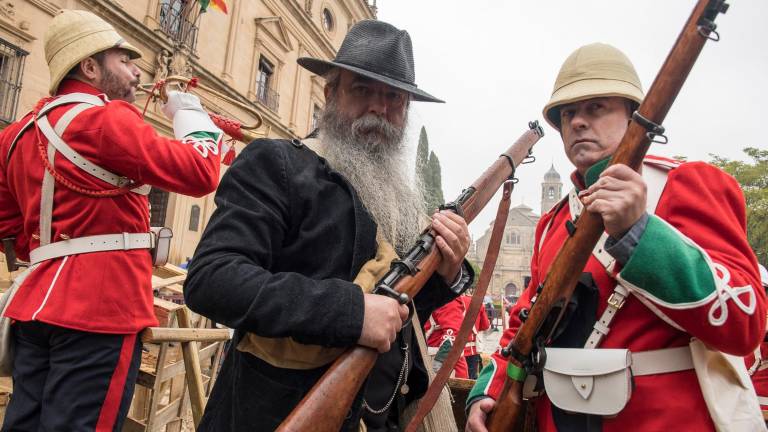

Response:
(323, 68), (342, 96)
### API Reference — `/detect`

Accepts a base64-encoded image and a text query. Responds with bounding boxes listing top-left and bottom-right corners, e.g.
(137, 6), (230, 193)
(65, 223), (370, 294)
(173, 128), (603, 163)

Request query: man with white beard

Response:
(185, 20), (473, 431)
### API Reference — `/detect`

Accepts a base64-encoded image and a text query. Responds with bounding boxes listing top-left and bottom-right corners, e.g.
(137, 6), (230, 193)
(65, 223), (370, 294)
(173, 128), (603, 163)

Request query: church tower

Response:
(541, 164), (562, 213)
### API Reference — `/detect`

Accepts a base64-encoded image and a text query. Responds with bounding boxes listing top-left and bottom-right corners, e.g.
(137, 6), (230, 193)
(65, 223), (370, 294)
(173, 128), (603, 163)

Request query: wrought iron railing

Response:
(158, 0), (200, 49)
(255, 81), (280, 112)
(0, 39), (28, 125)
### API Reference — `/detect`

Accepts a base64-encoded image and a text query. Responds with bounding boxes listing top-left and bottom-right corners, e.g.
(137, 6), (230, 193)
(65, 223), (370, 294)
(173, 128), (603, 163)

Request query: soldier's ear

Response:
(79, 57), (101, 82)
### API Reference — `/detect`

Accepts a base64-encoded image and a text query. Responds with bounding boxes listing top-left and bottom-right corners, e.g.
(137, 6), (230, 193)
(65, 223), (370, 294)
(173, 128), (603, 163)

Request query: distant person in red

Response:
(425, 297), (469, 378)
(462, 293), (490, 379)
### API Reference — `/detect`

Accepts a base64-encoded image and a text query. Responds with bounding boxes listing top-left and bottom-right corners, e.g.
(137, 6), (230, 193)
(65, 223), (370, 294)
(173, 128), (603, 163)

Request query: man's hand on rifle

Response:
(358, 294), (409, 353)
(431, 210), (471, 284)
(578, 164), (647, 238)
(466, 398), (496, 432)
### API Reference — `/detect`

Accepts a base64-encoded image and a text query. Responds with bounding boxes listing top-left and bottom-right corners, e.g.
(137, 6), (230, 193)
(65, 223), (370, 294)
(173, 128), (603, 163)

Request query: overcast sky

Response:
(376, 1), (767, 239)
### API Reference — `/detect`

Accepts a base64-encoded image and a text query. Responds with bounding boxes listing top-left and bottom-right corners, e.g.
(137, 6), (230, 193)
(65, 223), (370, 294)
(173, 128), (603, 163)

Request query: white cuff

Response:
(172, 109), (222, 140)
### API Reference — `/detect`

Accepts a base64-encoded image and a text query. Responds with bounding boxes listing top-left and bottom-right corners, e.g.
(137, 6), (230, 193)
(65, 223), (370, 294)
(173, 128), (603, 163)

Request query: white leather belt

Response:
(29, 233), (155, 265)
(631, 346), (693, 376)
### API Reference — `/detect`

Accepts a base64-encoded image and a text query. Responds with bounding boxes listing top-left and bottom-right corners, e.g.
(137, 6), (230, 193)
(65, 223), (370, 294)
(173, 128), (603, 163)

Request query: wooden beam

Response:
(141, 327), (231, 343)
(152, 275), (187, 289)
(177, 307), (206, 429)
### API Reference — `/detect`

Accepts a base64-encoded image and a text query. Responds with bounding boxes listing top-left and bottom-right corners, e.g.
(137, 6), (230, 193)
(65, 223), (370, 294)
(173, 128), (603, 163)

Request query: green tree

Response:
(414, 126), (445, 212)
(710, 147), (768, 267)
(426, 151), (445, 212)
(416, 126), (429, 175)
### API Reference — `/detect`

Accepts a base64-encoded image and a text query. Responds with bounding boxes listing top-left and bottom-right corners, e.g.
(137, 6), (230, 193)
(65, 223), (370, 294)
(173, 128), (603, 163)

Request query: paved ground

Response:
(477, 312), (508, 354)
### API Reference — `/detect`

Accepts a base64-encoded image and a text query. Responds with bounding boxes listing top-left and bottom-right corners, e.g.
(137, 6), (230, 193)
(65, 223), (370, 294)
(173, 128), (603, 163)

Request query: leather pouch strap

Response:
(29, 232), (154, 265)
(406, 181), (514, 430)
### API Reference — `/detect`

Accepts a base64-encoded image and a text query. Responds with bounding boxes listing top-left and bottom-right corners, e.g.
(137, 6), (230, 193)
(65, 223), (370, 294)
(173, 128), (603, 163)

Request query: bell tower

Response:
(541, 164), (562, 213)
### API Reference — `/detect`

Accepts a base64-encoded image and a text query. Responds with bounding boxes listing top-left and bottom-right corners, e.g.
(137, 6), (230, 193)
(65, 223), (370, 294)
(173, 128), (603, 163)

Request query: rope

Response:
(32, 101), (139, 198)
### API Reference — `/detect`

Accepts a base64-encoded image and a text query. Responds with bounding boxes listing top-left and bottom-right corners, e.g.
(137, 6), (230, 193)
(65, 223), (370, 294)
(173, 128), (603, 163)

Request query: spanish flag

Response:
(198, 0), (228, 14)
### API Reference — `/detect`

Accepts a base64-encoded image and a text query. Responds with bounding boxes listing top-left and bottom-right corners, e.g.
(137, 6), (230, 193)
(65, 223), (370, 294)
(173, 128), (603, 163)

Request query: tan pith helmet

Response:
(44, 9), (142, 95)
(543, 43), (644, 130)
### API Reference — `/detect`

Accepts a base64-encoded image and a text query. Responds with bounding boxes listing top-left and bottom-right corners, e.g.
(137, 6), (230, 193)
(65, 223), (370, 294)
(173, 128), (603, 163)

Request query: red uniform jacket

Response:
(461, 294), (490, 357)
(0, 80), (221, 334)
(425, 297), (469, 378)
(469, 156), (765, 431)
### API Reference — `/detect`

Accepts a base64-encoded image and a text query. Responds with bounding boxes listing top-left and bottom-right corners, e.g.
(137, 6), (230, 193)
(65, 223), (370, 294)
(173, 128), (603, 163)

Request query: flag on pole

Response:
(198, 0), (228, 14)
(222, 142), (237, 166)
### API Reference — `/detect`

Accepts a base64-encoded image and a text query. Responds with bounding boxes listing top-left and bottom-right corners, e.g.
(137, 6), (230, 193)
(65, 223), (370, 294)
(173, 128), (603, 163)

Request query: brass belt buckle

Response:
(608, 292), (626, 309)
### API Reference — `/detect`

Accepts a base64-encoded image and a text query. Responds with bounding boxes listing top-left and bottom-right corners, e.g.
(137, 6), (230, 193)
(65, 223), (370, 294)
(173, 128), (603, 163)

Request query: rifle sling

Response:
(405, 181), (514, 431)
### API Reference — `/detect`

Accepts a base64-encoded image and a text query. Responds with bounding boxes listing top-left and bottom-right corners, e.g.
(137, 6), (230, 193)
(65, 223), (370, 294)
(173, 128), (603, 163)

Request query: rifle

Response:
(486, 1), (729, 430)
(276, 121), (544, 432)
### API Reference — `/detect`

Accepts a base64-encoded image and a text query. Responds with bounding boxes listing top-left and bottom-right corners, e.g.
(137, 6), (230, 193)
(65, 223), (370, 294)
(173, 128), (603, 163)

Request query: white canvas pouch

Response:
(689, 339), (766, 432)
(150, 227), (173, 267)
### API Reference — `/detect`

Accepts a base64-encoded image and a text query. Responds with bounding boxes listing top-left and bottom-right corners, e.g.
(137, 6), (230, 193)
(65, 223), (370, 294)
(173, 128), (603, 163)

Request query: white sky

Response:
(376, 1), (768, 239)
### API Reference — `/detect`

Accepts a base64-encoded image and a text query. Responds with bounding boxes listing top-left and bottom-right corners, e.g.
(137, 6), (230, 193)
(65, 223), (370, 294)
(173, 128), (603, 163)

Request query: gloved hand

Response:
(161, 91), (205, 120)
(161, 91), (222, 140)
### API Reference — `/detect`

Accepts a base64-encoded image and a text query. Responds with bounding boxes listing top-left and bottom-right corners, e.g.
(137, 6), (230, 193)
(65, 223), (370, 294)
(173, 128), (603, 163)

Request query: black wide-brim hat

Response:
(298, 20), (444, 103)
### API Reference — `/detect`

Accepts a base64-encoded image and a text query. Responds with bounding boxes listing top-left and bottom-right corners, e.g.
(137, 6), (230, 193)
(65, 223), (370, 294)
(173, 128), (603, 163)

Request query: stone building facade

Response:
(0, 0), (376, 278)
(469, 165), (563, 303)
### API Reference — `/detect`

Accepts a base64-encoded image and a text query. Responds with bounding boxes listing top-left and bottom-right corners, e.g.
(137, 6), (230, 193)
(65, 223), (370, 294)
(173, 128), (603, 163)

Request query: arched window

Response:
(548, 186), (555, 199)
(322, 8), (334, 32)
(189, 205), (200, 232)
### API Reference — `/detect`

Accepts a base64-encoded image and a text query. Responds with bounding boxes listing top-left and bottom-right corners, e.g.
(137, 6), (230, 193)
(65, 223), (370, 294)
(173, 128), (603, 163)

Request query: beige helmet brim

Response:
(543, 78), (643, 130)
(46, 10), (143, 95)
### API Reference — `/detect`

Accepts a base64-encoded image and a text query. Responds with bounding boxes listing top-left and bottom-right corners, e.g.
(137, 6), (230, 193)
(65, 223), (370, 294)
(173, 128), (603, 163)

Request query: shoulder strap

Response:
(584, 162), (672, 349)
(406, 181), (514, 430)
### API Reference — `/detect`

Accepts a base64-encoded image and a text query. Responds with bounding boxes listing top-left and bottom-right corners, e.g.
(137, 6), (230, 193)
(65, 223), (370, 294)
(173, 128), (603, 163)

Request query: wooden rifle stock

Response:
(277, 122), (544, 432)
(487, 1), (729, 430)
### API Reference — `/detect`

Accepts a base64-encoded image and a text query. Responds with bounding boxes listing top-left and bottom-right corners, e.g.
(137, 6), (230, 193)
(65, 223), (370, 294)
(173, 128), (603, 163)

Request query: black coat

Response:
(185, 139), (467, 431)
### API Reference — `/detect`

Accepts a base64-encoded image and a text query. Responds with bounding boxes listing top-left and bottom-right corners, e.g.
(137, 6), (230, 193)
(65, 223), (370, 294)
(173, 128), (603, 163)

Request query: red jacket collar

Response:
(570, 170), (586, 190)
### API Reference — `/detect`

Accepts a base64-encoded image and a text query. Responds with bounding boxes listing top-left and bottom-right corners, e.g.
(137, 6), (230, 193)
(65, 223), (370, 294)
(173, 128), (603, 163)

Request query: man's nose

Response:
(569, 110), (588, 130)
(367, 91), (387, 116)
(130, 63), (141, 78)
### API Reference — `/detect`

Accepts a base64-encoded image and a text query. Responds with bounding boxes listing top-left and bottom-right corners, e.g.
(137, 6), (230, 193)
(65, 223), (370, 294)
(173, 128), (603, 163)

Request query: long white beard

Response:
(319, 102), (425, 257)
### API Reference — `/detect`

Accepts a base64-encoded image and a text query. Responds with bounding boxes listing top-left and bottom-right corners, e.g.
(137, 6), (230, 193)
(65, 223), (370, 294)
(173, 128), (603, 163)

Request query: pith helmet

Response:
(44, 9), (142, 95)
(543, 43), (644, 130)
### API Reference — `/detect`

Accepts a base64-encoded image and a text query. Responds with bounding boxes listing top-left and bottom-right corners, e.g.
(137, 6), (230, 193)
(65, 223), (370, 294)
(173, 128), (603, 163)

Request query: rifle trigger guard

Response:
(632, 111), (668, 145)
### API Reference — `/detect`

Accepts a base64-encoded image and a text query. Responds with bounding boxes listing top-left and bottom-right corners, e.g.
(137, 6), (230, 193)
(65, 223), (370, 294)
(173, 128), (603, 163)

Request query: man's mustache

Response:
(351, 114), (401, 138)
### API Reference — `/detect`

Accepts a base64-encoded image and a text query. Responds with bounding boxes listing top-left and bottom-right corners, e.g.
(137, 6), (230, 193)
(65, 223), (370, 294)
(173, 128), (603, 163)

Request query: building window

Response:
(0, 39), (28, 125)
(311, 104), (321, 132)
(255, 56), (279, 112)
(506, 230), (520, 245)
(189, 205), (200, 231)
(159, 0), (199, 49)
(322, 8), (334, 32)
(149, 188), (170, 226)
(548, 186), (555, 199)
